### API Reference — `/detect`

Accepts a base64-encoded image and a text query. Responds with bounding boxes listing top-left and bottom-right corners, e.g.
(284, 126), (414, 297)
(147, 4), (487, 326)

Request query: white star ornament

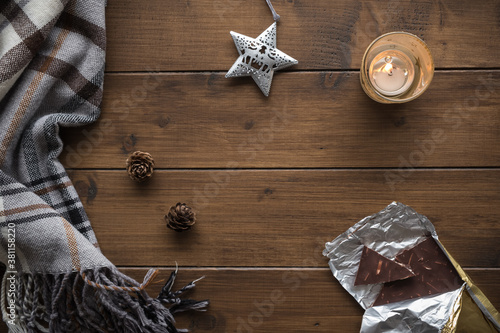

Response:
(225, 22), (298, 97)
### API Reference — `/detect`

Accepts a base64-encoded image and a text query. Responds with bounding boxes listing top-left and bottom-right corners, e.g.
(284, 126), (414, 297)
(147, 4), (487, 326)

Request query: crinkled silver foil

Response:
(323, 202), (467, 332)
(360, 286), (464, 333)
(323, 202), (438, 309)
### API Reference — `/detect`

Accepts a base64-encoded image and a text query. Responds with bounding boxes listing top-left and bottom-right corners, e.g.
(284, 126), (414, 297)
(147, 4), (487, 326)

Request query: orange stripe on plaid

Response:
(34, 181), (72, 195)
(0, 203), (51, 217)
(0, 24), (71, 165)
(62, 218), (81, 271)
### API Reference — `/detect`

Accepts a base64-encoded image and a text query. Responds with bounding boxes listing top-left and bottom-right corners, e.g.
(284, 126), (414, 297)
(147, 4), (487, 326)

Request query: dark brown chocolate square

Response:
(373, 237), (463, 306)
(354, 246), (415, 286)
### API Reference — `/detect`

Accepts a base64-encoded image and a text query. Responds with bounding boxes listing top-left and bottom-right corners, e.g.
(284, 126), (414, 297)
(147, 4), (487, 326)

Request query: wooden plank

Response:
(67, 169), (500, 267)
(60, 71), (500, 169)
(127, 268), (500, 333)
(105, 0), (500, 71)
(153, 268), (364, 333)
(0, 268), (496, 333)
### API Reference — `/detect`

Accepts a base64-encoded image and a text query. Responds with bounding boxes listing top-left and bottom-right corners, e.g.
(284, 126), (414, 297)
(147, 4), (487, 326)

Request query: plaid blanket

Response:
(0, 1), (207, 332)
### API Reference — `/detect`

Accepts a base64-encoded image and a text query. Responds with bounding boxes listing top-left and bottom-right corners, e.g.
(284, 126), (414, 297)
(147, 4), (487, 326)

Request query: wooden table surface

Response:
(4, 0), (500, 332)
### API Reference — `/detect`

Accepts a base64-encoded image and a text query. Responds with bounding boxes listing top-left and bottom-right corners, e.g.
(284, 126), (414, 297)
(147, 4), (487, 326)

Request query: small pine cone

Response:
(166, 203), (196, 232)
(126, 151), (154, 182)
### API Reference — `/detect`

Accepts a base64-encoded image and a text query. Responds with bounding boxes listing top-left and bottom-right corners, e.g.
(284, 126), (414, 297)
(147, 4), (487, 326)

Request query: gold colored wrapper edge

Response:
(442, 285), (465, 333)
(439, 241), (500, 332)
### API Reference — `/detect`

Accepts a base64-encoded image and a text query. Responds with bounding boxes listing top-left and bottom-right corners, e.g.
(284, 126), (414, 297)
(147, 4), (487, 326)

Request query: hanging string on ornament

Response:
(225, 0), (298, 97)
(265, 0), (280, 22)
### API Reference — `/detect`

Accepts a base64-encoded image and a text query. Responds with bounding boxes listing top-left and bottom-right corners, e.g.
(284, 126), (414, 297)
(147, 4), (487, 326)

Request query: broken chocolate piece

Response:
(354, 246), (415, 286)
(373, 237), (463, 306)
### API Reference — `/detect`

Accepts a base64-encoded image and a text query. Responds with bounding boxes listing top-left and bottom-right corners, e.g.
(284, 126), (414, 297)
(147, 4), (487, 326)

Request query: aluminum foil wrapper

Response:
(323, 202), (500, 332)
(361, 287), (464, 333)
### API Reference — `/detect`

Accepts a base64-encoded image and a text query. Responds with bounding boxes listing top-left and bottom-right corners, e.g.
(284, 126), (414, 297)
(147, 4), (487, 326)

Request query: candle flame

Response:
(383, 63), (393, 76)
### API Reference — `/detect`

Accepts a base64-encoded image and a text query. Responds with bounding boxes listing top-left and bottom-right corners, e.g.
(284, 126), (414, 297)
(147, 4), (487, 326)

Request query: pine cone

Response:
(126, 151), (154, 182)
(166, 203), (196, 232)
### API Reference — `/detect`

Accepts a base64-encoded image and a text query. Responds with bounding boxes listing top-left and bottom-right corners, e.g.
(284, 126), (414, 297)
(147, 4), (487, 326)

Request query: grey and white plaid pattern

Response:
(0, 0), (67, 101)
(0, 0), (105, 257)
(0, 2), (208, 331)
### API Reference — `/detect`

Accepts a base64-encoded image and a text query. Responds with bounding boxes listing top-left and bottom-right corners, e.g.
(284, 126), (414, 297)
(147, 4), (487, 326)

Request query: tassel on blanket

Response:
(1, 267), (209, 333)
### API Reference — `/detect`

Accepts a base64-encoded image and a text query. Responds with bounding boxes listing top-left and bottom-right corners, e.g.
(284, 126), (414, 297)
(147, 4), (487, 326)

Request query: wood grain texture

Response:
(60, 71), (500, 169)
(105, 0), (500, 71)
(67, 169), (500, 268)
(0, 268), (497, 333)
(126, 268), (500, 333)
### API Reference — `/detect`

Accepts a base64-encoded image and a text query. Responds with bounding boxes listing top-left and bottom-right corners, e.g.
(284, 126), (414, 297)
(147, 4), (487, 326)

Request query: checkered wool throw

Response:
(0, 1), (207, 332)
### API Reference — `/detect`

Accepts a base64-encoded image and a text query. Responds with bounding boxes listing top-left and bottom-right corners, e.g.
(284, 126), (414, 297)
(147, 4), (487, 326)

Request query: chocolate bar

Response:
(354, 246), (415, 286)
(324, 202), (500, 331)
(373, 237), (463, 306)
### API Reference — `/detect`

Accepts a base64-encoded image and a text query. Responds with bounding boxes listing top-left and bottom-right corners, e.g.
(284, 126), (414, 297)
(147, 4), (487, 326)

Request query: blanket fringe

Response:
(1, 267), (209, 333)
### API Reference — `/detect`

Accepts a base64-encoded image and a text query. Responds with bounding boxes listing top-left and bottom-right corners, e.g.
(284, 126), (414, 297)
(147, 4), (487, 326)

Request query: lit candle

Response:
(368, 51), (415, 97)
(360, 32), (434, 103)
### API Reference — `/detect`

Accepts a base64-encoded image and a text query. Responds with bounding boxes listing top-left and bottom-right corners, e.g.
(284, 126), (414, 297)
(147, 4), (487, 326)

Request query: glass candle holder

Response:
(360, 32), (434, 104)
